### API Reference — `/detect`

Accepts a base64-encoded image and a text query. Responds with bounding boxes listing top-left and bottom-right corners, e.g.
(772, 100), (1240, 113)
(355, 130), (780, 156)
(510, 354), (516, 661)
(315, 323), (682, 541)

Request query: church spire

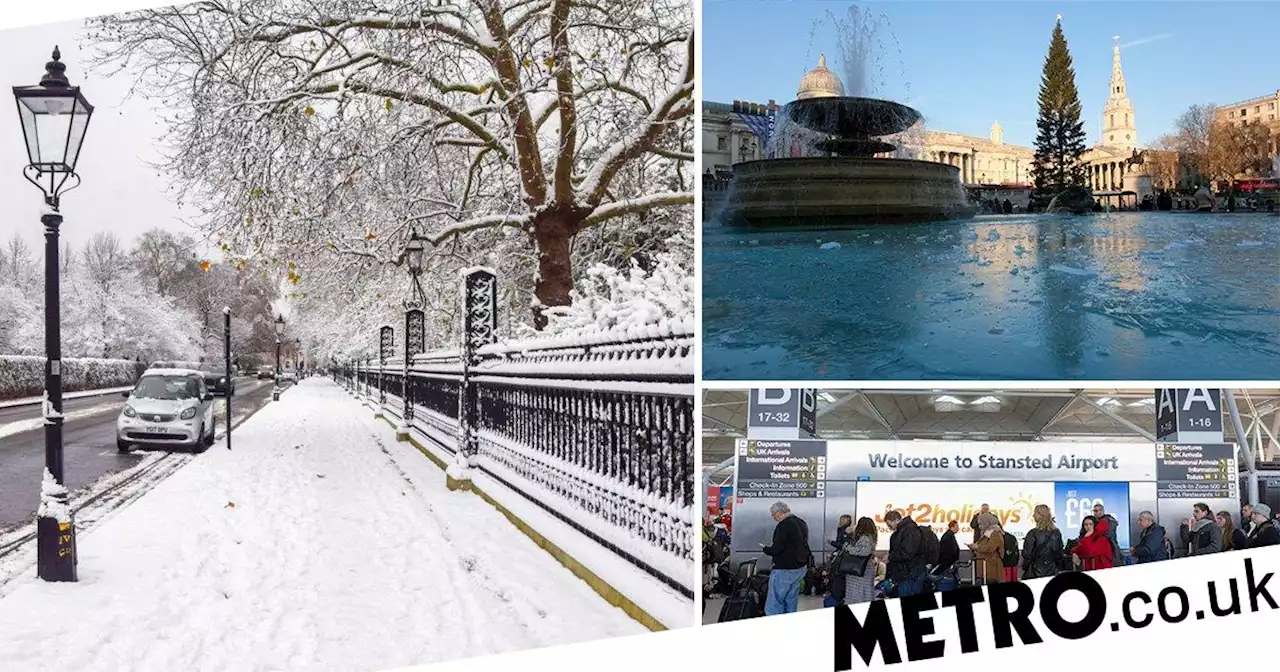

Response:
(1110, 36), (1126, 98)
(1101, 36), (1137, 150)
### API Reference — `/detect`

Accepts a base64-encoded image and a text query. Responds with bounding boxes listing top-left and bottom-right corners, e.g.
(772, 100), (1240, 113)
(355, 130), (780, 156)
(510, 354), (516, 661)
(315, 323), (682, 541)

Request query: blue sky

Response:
(704, 1), (1280, 147)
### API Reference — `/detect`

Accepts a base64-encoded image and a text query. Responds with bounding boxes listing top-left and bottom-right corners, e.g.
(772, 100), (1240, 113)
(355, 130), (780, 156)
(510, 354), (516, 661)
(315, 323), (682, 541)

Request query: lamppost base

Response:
(36, 515), (77, 582)
(272, 387), (281, 401)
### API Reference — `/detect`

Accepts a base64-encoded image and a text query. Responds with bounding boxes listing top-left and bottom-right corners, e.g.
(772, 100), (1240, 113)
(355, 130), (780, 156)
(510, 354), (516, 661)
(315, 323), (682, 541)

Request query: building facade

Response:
(1075, 38), (1205, 199)
(1216, 89), (1280, 158)
(702, 100), (774, 177)
(916, 121), (1034, 186)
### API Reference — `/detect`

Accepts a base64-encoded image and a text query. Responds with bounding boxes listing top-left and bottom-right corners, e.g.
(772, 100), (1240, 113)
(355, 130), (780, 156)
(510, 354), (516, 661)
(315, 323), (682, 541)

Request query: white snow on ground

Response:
(0, 401), (122, 438)
(0, 379), (644, 671)
(377, 393), (695, 629)
(0, 386), (133, 410)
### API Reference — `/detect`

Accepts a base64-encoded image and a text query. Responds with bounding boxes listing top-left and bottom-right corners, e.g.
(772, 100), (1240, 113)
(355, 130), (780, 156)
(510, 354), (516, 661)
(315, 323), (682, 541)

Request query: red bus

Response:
(1235, 177), (1280, 193)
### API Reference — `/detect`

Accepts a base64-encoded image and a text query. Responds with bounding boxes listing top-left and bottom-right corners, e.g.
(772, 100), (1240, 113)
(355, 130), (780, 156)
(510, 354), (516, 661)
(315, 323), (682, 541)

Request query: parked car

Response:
(257, 366), (275, 380)
(150, 360), (224, 394)
(280, 368), (299, 383)
(117, 369), (216, 453)
(203, 364), (236, 397)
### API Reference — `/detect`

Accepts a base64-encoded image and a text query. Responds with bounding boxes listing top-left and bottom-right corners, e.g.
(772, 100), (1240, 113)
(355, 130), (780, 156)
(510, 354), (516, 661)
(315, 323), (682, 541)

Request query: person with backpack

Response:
(1092, 503), (1124, 567)
(968, 524), (1006, 584)
(1130, 511), (1169, 564)
(999, 527), (1020, 582)
(1180, 503), (1222, 556)
(1021, 504), (1064, 579)
(760, 501), (810, 616)
(1246, 504), (1280, 548)
(883, 510), (930, 597)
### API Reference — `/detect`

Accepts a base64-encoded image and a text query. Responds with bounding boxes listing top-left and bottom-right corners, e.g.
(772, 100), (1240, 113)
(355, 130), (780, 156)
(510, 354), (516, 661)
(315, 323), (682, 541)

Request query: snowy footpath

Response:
(0, 379), (645, 671)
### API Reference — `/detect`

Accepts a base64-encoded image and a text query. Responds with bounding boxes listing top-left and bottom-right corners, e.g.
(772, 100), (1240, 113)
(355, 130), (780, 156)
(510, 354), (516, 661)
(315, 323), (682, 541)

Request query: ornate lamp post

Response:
(272, 315), (285, 401)
(15, 46), (94, 583)
(398, 231), (427, 441)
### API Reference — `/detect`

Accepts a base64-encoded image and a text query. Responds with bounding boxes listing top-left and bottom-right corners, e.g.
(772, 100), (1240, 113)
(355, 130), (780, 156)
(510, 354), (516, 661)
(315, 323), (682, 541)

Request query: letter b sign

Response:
(747, 388), (818, 439)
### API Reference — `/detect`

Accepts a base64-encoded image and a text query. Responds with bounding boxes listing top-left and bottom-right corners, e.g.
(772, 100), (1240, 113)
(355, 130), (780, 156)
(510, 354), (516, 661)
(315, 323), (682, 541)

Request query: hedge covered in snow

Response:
(0, 356), (145, 401)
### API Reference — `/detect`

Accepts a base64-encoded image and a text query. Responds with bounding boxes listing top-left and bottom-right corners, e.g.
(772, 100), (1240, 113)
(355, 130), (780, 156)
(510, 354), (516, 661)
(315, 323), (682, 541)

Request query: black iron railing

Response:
(346, 307), (694, 599)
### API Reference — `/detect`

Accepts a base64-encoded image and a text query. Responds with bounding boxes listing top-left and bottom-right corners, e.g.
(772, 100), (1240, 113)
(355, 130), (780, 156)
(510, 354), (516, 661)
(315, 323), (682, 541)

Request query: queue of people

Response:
(712, 499), (1280, 621)
(829, 500), (1278, 607)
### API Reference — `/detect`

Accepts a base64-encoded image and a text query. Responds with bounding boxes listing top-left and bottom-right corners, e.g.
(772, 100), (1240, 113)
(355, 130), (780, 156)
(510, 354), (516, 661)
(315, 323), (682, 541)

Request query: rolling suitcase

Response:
(717, 591), (761, 622)
(718, 559), (764, 623)
(959, 558), (996, 588)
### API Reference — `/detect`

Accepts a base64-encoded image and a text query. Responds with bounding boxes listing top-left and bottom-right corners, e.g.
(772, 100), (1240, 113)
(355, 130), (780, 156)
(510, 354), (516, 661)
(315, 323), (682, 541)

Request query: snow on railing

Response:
(329, 269), (695, 599)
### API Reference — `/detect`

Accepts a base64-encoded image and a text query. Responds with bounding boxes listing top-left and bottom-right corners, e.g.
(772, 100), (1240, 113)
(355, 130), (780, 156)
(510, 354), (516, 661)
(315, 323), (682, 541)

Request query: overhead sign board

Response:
(1156, 443), (1237, 500)
(1155, 388), (1223, 443)
(824, 440), (1157, 483)
(735, 439), (827, 499)
(746, 389), (817, 439)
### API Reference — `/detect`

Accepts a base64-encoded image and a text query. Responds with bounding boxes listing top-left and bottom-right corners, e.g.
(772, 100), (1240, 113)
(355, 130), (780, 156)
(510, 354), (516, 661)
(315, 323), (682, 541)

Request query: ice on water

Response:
(703, 212), (1280, 379)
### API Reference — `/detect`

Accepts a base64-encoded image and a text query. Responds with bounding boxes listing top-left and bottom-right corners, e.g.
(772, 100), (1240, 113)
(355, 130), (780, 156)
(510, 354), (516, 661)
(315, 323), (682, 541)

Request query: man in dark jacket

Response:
(1241, 504), (1254, 535)
(885, 510), (928, 597)
(1247, 504), (1280, 548)
(1130, 511), (1169, 563)
(761, 501), (810, 616)
(931, 520), (961, 578)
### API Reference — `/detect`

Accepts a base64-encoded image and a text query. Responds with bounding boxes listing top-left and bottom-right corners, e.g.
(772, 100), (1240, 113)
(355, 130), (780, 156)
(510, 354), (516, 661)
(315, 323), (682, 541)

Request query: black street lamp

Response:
(15, 46), (94, 584)
(222, 306), (232, 451)
(272, 315), (285, 401)
(398, 231), (427, 441)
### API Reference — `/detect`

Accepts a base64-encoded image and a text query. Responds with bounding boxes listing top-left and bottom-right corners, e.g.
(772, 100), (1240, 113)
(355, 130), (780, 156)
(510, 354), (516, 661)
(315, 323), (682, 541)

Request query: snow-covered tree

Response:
(89, 0), (694, 331)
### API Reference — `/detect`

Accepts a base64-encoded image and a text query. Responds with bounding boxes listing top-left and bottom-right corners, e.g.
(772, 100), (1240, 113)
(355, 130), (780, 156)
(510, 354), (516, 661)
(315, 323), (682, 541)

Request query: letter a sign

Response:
(1155, 388), (1223, 443)
(747, 388), (818, 440)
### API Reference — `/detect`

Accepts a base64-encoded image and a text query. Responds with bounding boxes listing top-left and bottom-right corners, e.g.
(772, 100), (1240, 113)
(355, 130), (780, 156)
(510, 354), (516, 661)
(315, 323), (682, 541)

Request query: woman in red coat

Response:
(1070, 516), (1114, 571)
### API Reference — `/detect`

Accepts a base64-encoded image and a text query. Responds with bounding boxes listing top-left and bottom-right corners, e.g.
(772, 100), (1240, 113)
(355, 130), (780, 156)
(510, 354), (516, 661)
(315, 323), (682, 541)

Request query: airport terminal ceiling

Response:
(701, 389), (1280, 468)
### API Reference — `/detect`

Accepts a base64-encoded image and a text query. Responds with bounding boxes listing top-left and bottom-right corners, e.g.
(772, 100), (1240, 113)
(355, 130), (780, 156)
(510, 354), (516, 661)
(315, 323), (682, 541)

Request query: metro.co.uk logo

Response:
(834, 555), (1278, 669)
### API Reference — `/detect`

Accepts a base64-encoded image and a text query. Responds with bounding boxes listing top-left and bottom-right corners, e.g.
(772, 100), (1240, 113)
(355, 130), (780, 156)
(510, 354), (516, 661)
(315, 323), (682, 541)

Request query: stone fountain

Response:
(722, 55), (976, 228)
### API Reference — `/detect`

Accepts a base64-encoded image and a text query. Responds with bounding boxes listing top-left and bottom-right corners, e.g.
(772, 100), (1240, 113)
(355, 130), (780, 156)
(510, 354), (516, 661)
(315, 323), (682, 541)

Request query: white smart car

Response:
(116, 368), (217, 453)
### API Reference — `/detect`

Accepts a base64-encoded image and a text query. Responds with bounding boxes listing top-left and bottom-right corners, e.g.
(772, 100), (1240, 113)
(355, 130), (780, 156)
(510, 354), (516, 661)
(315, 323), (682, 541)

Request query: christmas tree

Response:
(1031, 16), (1089, 203)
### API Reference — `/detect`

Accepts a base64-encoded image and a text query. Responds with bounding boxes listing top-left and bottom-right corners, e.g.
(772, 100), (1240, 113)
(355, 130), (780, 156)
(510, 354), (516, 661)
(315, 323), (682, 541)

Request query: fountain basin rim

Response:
(785, 96), (923, 137)
(733, 157), (961, 170)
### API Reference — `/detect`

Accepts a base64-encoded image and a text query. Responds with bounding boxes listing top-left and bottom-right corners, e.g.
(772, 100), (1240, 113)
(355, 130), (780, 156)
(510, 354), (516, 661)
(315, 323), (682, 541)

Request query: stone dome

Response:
(797, 54), (845, 100)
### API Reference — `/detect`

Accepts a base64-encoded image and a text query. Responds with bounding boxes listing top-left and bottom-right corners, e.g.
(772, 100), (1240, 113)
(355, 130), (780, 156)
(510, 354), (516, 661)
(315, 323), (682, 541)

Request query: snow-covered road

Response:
(0, 378), (645, 671)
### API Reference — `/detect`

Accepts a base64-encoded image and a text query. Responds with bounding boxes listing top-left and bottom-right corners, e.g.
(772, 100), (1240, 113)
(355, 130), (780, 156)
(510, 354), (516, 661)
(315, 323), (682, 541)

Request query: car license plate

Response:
(145, 426), (167, 433)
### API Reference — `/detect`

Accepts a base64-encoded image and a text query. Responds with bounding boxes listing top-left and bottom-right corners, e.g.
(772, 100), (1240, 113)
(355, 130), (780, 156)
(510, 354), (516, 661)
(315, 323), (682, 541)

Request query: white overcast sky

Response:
(0, 17), (207, 255)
